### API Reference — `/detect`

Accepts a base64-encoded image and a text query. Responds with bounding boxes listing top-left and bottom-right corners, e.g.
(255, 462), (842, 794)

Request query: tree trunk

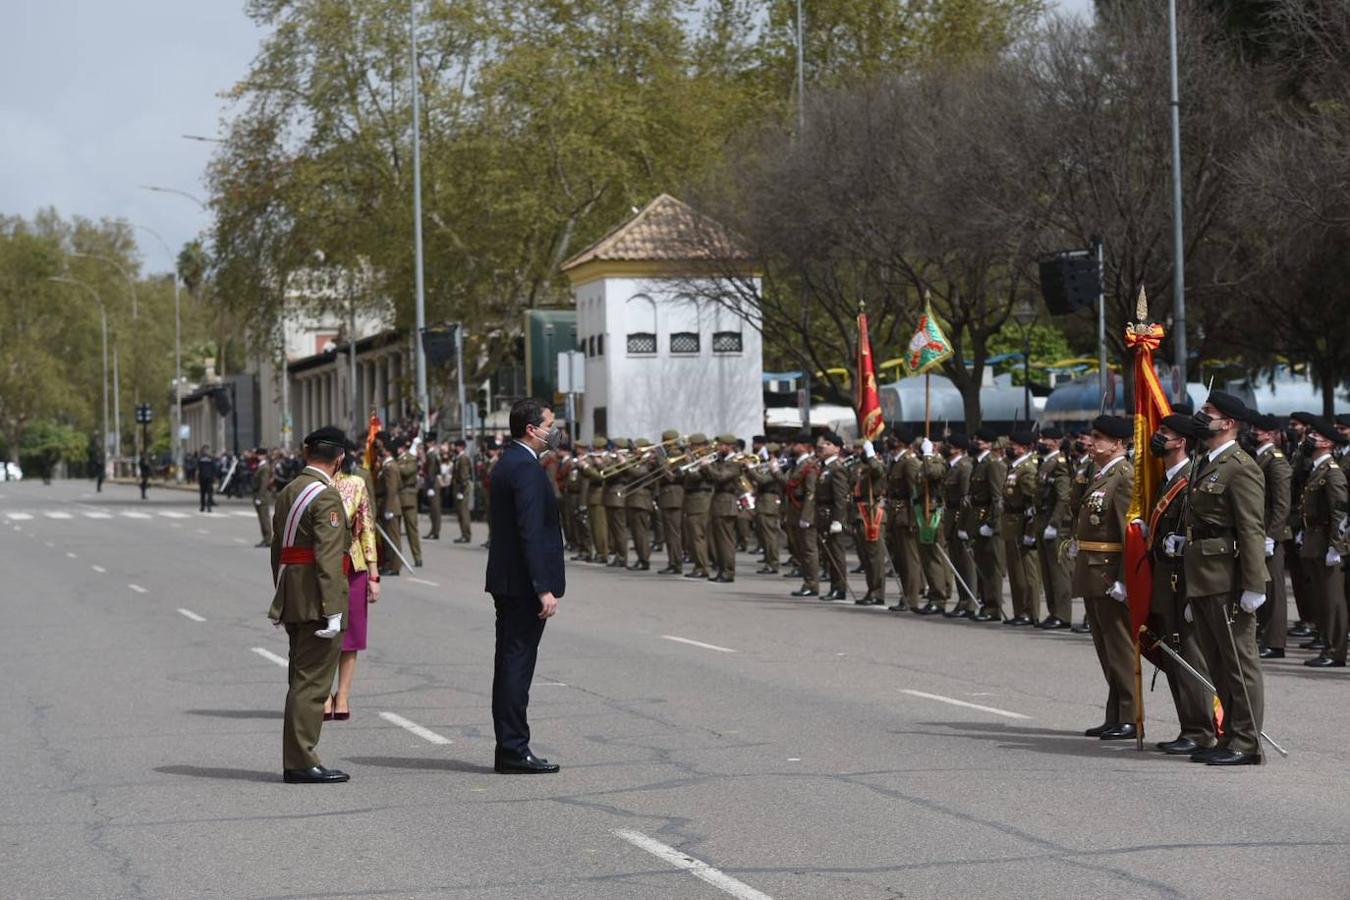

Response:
(1321, 367), (1337, 418)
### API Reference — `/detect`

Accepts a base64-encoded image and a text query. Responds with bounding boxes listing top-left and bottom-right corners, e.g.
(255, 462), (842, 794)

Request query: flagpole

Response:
(924, 372), (931, 521)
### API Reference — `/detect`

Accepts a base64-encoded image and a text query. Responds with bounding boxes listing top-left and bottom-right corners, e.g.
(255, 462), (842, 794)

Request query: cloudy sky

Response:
(2, 0), (1094, 275)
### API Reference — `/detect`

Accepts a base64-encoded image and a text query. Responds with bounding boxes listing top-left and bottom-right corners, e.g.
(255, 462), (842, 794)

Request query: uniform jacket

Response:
(396, 452), (419, 505)
(1071, 455), (1133, 598)
(452, 453), (473, 495)
(706, 457), (743, 518)
(268, 468), (350, 623)
(625, 459), (654, 509)
(1298, 455), (1348, 560)
(815, 456), (851, 525)
(657, 454), (686, 509)
(1148, 462), (1190, 626)
(378, 458), (402, 522)
(852, 456), (887, 521)
(1000, 453), (1039, 539)
(943, 454), (972, 529)
(785, 455), (818, 522)
(602, 463), (628, 509)
(964, 451), (1005, 534)
(748, 464), (783, 516)
(886, 451), (918, 529)
(485, 441), (565, 599)
(1255, 444), (1293, 542)
(1182, 442), (1268, 596)
(1035, 451), (1072, 528)
(253, 460), (274, 500)
(683, 466), (714, 515)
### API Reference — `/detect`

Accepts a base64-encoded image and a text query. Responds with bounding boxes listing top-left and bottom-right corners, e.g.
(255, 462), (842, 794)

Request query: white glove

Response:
(1108, 581), (1127, 603)
(1043, 524), (1058, 541)
(799, 519), (811, 529)
(1022, 535), (1036, 547)
(1263, 536), (1275, 557)
(253, 498), (262, 507)
(1295, 530), (1304, 547)
(978, 523), (994, 538)
(1328, 548), (1343, 567)
(456, 492), (464, 500)
(920, 438), (934, 457)
(1239, 590), (1266, 614)
(956, 529), (969, 542)
(384, 511), (395, 520)
(314, 613), (342, 638)
(1163, 534), (1186, 557)
(1183, 603), (1193, 623)
(829, 520), (843, 535)
(1066, 539), (1078, 560)
(862, 440), (876, 459)
(426, 488), (435, 497)
(1131, 518), (1147, 541)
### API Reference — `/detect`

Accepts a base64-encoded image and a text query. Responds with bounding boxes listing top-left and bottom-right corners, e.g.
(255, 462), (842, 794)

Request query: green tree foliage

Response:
(19, 420), (88, 483)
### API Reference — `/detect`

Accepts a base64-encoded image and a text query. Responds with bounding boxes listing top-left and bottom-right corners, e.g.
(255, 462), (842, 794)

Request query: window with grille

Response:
(670, 332), (700, 354)
(627, 332), (657, 354)
(712, 331), (743, 353)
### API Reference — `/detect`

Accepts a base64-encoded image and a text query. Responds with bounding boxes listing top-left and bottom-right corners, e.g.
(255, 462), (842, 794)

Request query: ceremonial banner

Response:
(904, 298), (954, 377)
(856, 309), (885, 441)
(364, 412), (382, 472)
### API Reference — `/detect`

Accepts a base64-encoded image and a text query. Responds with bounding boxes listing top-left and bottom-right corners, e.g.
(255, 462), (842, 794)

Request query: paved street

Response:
(2, 478), (1348, 900)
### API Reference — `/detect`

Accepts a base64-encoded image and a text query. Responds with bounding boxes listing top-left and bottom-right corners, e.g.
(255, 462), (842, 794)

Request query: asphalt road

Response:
(2, 478), (1347, 900)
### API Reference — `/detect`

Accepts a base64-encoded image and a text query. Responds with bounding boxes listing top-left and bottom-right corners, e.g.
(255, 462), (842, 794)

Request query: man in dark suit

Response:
(485, 398), (566, 774)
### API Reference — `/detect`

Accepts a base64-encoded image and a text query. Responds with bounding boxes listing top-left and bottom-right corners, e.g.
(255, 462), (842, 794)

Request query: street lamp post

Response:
(134, 224), (185, 482)
(51, 277), (110, 470)
(409, 0), (430, 435)
(71, 252), (141, 459)
(1013, 299), (1037, 423)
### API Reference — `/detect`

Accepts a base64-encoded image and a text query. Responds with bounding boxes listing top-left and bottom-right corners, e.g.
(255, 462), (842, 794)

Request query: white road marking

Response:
(379, 711), (453, 745)
(128, 584), (148, 594)
(45, 511), (72, 519)
(662, 635), (737, 653)
(613, 829), (773, 900)
(159, 511), (189, 519)
(83, 512), (111, 519)
(120, 511), (151, 519)
(232, 538), (249, 544)
(538, 681), (569, 687)
(251, 647), (288, 667)
(900, 689), (1030, 720)
(6, 512), (32, 520)
(91, 564), (106, 573)
(65, 552), (77, 558)
(407, 576), (440, 587)
(231, 511), (255, 518)
(196, 528), (211, 535)
(177, 608), (206, 622)
(44, 541), (54, 548)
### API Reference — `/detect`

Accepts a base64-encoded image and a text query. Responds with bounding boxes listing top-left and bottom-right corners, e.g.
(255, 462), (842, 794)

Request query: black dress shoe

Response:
(916, 602), (940, 616)
(255, 540), (269, 547)
(790, 587), (818, 597)
(283, 765), (350, 784)
(685, 570), (708, 579)
(494, 750), (560, 774)
(972, 612), (997, 622)
(783, 569), (801, 578)
(1206, 748), (1261, 766)
(756, 567), (778, 575)
(1304, 655), (1346, 667)
(1259, 647), (1285, 659)
(826, 589), (848, 601)
(657, 566), (680, 574)
(1189, 746), (1225, 763)
(851, 564), (865, 574)
(1071, 621), (1092, 634)
(941, 607), (967, 619)
(711, 575), (735, 583)
(454, 537), (470, 544)
(606, 559), (625, 568)
(1043, 617), (1072, 630)
(1099, 723), (1138, 740)
(1084, 723), (1114, 737)
(627, 562), (651, 571)
(1288, 623), (1314, 637)
(1005, 616), (1033, 626)
(1156, 737), (1201, 755)
(888, 602), (910, 612)
(1299, 639), (1327, 651)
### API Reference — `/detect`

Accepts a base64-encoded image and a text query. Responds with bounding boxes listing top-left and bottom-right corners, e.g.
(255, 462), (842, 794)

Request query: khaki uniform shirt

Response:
(1182, 442), (1268, 596)
(268, 468), (350, 623)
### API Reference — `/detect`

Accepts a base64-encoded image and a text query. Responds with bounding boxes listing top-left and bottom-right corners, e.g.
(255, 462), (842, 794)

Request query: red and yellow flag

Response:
(857, 308), (884, 441)
(363, 412), (382, 472)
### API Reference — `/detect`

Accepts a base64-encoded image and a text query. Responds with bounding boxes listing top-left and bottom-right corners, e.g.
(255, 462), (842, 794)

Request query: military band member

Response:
(1146, 415), (1217, 755)
(884, 430), (923, 612)
(1073, 414), (1137, 741)
(1247, 414), (1292, 658)
(682, 434), (714, 579)
(581, 439), (610, 564)
(851, 438), (887, 605)
(787, 433), (821, 597)
(967, 427), (1006, 622)
(1182, 391), (1268, 765)
(252, 447), (275, 548)
(395, 439), (422, 567)
(706, 434), (743, 582)
(1298, 416), (1348, 669)
(1034, 428), (1073, 629)
(564, 446), (592, 561)
(626, 439), (654, 570)
(656, 430), (686, 574)
(603, 441), (630, 568)
(451, 440), (474, 543)
(815, 431), (851, 601)
(941, 434), (976, 617)
(1001, 431), (1042, 625)
(268, 427), (352, 784)
(749, 444), (785, 574)
(424, 440), (443, 540)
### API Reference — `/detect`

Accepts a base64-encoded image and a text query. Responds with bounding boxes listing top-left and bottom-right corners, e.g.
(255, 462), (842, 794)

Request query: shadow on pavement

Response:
(345, 755), (496, 774)
(155, 765), (277, 782)
(902, 721), (1182, 761)
(185, 708), (284, 719)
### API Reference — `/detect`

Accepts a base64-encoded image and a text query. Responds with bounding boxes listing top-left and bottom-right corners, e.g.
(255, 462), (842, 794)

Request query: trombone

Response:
(594, 435), (687, 480)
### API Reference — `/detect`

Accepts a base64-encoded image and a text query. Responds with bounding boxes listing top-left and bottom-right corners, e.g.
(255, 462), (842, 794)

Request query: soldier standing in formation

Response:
(252, 447), (275, 548)
(582, 439), (610, 564)
(1297, 416), (1348, 669)
(1247, 413), (1292, 658)
(452, 440), (474, 544)
(815, 432), (851, 601)
(749, 444), (785, 575)
(884, 431), (921, 612)
(851, 438), (887, 605)
(1001, 431), (1042, 626)
(787, 433), (821, 598)
(395, 438), (422, 567)
(626, 439), (654, 571)
(942, 435), (977, 617)
(706, 434), (743, 583)
(424, 440), (443, 540)
(1034, 428), (1073, 629)
(682, 434), (714, 579)
(656, 431), (686, 574)
(967, 428), (1006, 622)
(376, 436), (403, 577)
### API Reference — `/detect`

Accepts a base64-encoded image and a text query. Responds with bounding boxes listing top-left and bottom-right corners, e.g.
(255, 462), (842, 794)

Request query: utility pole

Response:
(1166, 0), (1187, 396)
(795, 0), (806, 134)
(410, 0), (429, 435)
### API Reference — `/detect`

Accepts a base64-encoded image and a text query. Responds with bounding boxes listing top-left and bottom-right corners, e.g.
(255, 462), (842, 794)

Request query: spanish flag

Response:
(857, 307), (884, 441)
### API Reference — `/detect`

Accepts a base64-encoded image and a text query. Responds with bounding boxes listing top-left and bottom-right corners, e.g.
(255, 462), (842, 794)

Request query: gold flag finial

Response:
(1135, 285), (1148, 322)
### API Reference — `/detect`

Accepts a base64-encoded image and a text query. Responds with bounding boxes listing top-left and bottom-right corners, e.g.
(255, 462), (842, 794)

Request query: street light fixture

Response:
(1013, 299), (1037, 423)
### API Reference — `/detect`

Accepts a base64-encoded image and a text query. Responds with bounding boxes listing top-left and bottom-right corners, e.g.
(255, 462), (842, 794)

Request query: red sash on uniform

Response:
(1146, 476), (1188, 551)
(279, 546), (353, 576)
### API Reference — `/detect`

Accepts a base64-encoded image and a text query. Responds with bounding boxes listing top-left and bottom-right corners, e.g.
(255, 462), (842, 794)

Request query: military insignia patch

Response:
(329, 510), (340, 528)
(1208, 473), (1219, 483)
(1090, 514), (1101, 526)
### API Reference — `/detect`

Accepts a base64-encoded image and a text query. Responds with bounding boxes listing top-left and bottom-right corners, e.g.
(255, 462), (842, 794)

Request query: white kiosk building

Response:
(560, 195), (763, 443)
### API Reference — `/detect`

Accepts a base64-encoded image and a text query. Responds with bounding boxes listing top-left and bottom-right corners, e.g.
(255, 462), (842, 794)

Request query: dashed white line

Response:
(128, 584), (148, 594)
(6, 512), (32, 520)
(45, 511), (72, 520)
(662, 635), (737, 653)
(120, 511), (151, 519)
(65, 552), (77, 558)
(251, 647), (288, 667)
(177, 608), (206, 622)
(83, 512), (112, 519)
(196, 528), (211, 535)
(379, 711), (453, 745)
(230, 511), (255, 518)
(232, 537), (249, 544)
(900, 689), (1030, 720)
(407, 576), (440, 587)
(91, 564), (106, 573)
(613, 829), (773, 900)
(158, 511), (189, 519)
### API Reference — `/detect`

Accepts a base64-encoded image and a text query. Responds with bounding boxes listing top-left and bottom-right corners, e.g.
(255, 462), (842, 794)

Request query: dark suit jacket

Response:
(485, 441), (566, 599)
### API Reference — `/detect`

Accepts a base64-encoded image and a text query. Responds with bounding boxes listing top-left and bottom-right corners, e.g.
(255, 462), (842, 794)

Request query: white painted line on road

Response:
(6, 512), (32, 520)
(128, 584), (148, 594)
(900, 689), (1030, 720)
(91, 564), (106, 573)
(196, 528), (211, 535)
(159, 511), (189, 519)
(662, 635), (737, 653)
(407, 576), (440, 587)
(83, 512), (112, 519)
(44, 541), (54, 548)
(230, 511), (255, 518)
(538, 681), (569, 687)
(177, 608), (206, 622)
(613, 829), (773, 900)
(120, 511), (151, 519)
(65, 552), (77, 558)
(233, 537), (249, 544)
(45, 511), (72, 519)
(379, 711), (453, 745)
(251, 647), (288, 667)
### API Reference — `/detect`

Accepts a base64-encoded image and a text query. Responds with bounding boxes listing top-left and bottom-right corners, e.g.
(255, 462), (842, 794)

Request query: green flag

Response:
(904, 300), (954, 376)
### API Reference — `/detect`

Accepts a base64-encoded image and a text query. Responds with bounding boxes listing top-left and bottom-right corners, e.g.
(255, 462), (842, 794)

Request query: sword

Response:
(935, 541), (980, 609)
(1143, 628), (1289, 757)
(374, 521), (416, 572)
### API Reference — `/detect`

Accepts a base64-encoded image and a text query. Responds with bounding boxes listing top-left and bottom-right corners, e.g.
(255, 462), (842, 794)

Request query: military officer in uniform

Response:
(884, 431), (922, 612)
(252, 447), (275, 548)
(940, 434), (976, 617)
(1246, 413), (1292, 658)
(851, 438), (887, 605)
(815, 431), (852, 601)
(706, 434), (744, 583)
(424, 440), (443, 540)
(1001, 431), (1042, 626)
(967, 427), (1006, 622)
(1183, 391), (1268, 765)
(910, 435), (948, 614)
(564, 447), (592, 561)
(1298, 416), (1348, 668)
(1145, 414), (1217, 755)
(1285, 413), (1317, 638)
(581, 439), (610, 564)
(1073, 414), (1137, 741)
(749, 444), (785, 574)
(602, 441), (630, 568)
(376, 438), (403, 576)
(626, 438), (654, 570)
(451, 440), (474, 543)
(656, 431), (686, 574)
(394, 439), (422, 566)
(682, 434), (714, 578)
(787, 433), (821, 597)
(268, 426), (352, 784)
(1034, 428), (1073, 629)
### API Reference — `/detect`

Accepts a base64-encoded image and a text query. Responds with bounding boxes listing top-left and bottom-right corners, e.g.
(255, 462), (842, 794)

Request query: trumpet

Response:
(595, 435), (690, 480)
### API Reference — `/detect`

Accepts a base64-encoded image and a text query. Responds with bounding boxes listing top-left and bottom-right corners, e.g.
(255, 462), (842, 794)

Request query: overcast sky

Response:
(1, 0), (1094, 276)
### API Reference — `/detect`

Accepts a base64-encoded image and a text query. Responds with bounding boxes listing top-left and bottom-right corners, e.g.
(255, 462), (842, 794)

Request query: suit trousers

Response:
(1084, 595), (1138, 726)
(756, 513), (782, 571)
(283, 622), (342, 770)
(400, 501), (422, 564)
(685, 511), (710, 574)
(1147, 613), (1216, 746)
(1190, 593), (1264, 755)
(456, 496), (472, 540)
(1038, 531), (1073, 622)
(712, 513), (738, 576)
(1257, 544), (1287, 650)
(661, 508), (684, 570)
(627, 507), (651, 564)
(491, 594), (547, 756)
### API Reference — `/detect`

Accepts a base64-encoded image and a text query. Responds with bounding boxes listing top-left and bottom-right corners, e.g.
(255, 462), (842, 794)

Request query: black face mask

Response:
(1148, 432), (1170, 458)
(1036, 444), (1051, 458)
(1190, 411), (1214, 434)
(1301, 437), (1317, 456)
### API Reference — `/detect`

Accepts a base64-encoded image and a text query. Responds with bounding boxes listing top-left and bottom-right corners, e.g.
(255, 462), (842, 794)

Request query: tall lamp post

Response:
(134, 224), (186, 482)
(1013, 299), (1037, 423)
(71, 252), (141, 459)
(50, 276), (111, 470)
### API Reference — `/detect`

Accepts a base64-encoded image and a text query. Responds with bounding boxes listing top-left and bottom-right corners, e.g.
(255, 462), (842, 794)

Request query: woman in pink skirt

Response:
(325, 442), (380, 721)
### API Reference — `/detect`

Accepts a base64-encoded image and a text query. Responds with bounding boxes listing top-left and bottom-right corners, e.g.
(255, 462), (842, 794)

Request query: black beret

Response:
(974, 426), (998, 443)
(303, 426), (348, 449)
(792, 431), (814, 445)
(1309, 416), (1346, 445)
(1040, 426), (1063, 439)
(1170, 401), (1193, 416)
(1335, 414), (1350, 429)
(819, 431), (845, 448)
(1010, 430), (1036, 447)
(375, 430), (392, 444)
(752, 435), (766, 443)
(1160, 414), (1198, 440)
(947, 433), (970, 450)
(892, 425), (915, 444)
(1091, 415), (1132, 440)
(1249, 413), (1282, 432)
(1291, 411), (1317, 426)
(1206, 390), (1247, 421)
